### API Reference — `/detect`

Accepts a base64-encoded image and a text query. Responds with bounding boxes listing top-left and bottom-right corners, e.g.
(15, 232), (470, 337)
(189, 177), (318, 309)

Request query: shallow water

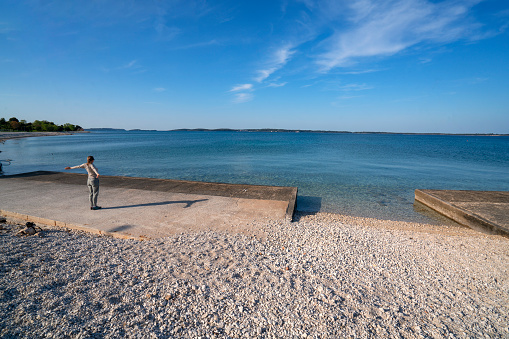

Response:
(1, 131), (508, 223)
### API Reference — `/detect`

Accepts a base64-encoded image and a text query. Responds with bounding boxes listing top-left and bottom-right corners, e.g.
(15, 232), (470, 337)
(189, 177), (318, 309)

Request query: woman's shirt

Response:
(70, 163), (99, 179)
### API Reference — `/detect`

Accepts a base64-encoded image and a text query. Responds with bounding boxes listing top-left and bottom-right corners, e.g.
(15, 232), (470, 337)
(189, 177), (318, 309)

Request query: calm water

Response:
(1, 131), (508, 223)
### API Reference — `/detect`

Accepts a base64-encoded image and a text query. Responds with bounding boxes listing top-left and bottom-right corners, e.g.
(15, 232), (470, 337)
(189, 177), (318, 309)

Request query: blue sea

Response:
(1, 131), (508, 223)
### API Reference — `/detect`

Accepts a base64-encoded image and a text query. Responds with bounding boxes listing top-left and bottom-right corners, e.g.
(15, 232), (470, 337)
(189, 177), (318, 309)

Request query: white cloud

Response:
(173, 39), (220, 50)
(315, 0), (485, 71)
(232, 92), (254, 103)
(255, 45), (296, 82)
(340, 68), (382, 74)
(229, 0), (490, 104)
(117, 59), (146, 73)
(323, 81), (374, 92)
(339, 83), (374, 91)
(230, 84), (253, 92)
(229, 84), (254, 103)
(229, 45), (295, 103)
(153, 87), (166, 92)
(267, 82), (287, 88)
(255, 70), (272, 83)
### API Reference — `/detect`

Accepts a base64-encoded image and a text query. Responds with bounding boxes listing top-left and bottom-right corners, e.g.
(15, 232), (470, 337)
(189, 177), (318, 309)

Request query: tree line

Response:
(0, 117), (83, 132)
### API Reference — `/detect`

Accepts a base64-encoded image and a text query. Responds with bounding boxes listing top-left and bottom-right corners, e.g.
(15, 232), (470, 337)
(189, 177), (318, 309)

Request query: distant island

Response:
(86, 128), (508, 136)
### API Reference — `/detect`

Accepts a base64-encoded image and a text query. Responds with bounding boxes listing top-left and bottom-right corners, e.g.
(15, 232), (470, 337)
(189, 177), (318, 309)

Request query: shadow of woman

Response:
(102, 199), (208, 210)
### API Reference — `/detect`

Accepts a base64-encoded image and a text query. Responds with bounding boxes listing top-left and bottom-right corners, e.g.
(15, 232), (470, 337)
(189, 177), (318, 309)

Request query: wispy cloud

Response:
(339, 83), (374, 91)
(230, 84), (253, 92)
(117, 59), (146, 73)
(232, 92), (254, 104)
(301, 80), (323, 88)
(315, 0), (485, 71)
(231, 0), (494, 103)
(340, 68), (382, 75)
(153, 87), (166, 92)
(267, 82), (287, 88)
(229, 83), (254, 103)
(173, 39), (221, 50)
(323, 81), (374, 92)
(229, 45), (295, 103)
(255, 45), (296, 82)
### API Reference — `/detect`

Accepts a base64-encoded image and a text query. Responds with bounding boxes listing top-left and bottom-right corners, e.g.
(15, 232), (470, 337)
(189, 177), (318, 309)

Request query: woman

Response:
(65, 156), (101, 210)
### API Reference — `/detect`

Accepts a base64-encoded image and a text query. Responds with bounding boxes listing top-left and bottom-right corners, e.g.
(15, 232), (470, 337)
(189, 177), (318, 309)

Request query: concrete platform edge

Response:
(1, 209), (142, 240)
(414, 189), (508, 236)
(285, 187), (298, 222)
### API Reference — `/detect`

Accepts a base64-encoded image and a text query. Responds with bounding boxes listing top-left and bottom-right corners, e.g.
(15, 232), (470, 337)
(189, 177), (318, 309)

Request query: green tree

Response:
(10, 120), (20, 130)
(1, 117), (82, 131)
(19, 120), (28, 131)
(32, 120), (43, 131)
(42, 120), (56, 131)
(63, 123), (76, 131)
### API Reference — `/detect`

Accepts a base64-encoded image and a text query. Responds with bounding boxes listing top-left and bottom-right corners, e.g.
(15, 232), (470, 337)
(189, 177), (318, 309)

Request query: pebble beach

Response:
(1, 132), (508, 338)
(1, 213), (508, 338)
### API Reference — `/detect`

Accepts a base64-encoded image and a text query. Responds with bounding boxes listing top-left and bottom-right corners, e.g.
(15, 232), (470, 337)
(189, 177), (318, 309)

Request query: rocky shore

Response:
(1, 213), (508, 338)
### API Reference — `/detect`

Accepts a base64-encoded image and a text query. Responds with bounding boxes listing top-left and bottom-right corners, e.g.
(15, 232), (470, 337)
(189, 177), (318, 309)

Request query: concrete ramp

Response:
(0, 171), (297, 239)
(415, 189), (509, 236)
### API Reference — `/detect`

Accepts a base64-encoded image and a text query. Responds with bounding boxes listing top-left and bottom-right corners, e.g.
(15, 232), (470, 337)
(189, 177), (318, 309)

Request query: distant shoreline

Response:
(87, 127), (509, 137)
(0, 131), (88, 143)
(1, 130), (506, 144)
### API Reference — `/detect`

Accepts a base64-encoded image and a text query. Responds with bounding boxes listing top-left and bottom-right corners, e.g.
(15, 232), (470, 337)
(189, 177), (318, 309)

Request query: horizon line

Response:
(84, 128), (509, 136)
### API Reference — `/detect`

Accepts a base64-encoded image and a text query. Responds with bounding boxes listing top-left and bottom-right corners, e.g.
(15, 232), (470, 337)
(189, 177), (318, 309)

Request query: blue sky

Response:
(1, 0), (508, 133)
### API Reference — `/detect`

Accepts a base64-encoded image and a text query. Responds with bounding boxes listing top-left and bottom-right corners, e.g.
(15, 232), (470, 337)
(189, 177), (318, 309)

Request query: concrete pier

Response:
(0, 171), (297, 239)
(415, 189), (509, 236)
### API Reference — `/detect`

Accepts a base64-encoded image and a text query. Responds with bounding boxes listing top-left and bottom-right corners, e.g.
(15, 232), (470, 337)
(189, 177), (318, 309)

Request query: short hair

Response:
(87, 156), (95, 164)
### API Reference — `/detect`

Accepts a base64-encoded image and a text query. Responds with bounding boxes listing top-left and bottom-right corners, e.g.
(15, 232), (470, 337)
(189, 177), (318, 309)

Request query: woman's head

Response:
(87, 156), (95, 164)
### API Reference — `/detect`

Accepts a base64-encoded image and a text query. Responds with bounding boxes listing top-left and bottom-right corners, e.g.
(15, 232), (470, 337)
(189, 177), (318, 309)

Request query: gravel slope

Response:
(1, 213), (508, 338)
